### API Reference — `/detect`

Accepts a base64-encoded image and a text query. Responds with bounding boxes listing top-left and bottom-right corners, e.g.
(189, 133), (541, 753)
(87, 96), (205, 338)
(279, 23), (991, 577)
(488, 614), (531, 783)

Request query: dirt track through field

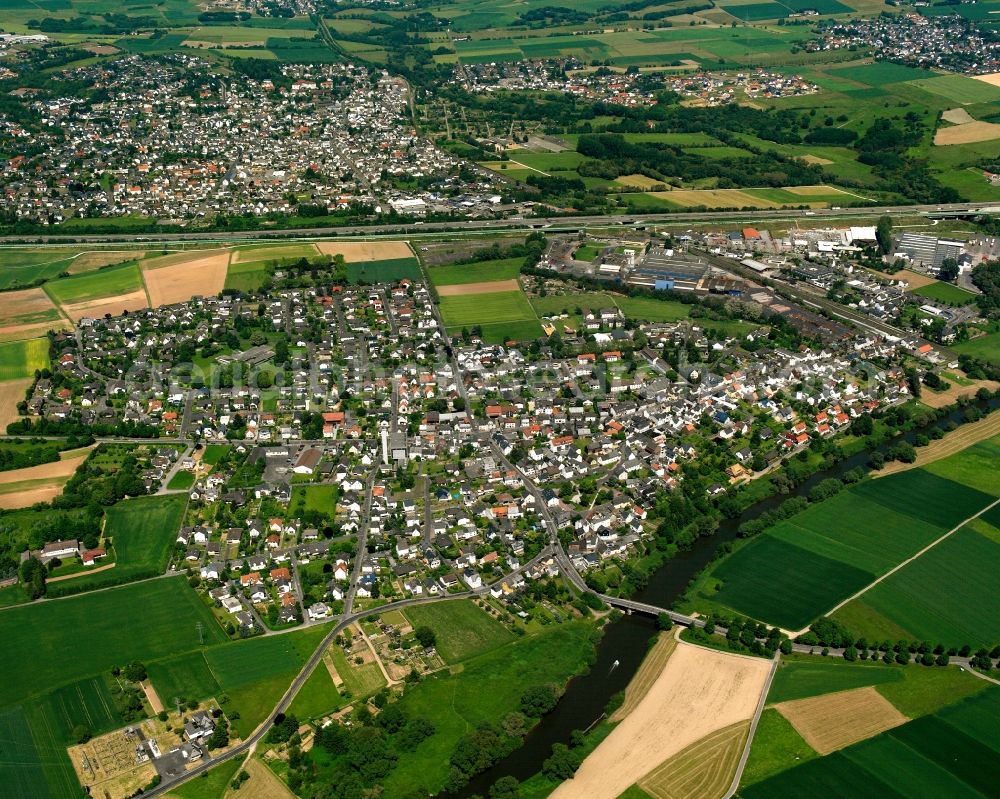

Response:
(436, 279), (521, 296)
(61, 290), (149, 323)
(774, 686), (907, 754)
(141, 682), (165, 714)
(143, 252), (230, 307)
(550, 639), (771, 799)
(0, 379), (32, 432)
(876, 411), (1000, 477)
(315, 240), (412, 261)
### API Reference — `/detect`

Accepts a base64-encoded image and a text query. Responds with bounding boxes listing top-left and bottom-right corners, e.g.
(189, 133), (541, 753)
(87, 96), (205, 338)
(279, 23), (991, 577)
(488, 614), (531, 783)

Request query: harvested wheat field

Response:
(0, 287), (62, 327)
(617, 174), (666, 189)
(61, 290), (149, 323)
(774, 686), (907, 755)
(919, 375), (999, 409)
(877, 408), (1000, 477)
(610, 633), (677, 722)
(144, 252), (230, 307)
(69, 250), (140, 273)
(550, 640), (771, 799)
(230, 244), (319, 264)
(437, 279), (521, 296)
(935, 121), (1000, 145)
(636, 720), (749, 799)
(316, 240), (413, 261)
(0, 477), (71, 508)
(230, 758), (297, 799)
(974, 72), (1000, 88)
(652, 190), (775, 209)
(0, 378), (32, 432)
(799, 155), (833, 166)
(0, 449), (91, 487)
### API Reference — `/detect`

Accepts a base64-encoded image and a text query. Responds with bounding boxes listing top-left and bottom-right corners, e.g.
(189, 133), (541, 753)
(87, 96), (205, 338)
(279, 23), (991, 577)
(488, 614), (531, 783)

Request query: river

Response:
(446, 397), (998, 797)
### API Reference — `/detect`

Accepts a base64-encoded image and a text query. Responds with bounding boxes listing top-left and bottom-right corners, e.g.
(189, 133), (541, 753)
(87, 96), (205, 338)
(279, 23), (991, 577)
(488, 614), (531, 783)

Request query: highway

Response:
(1, 202), (996, 246)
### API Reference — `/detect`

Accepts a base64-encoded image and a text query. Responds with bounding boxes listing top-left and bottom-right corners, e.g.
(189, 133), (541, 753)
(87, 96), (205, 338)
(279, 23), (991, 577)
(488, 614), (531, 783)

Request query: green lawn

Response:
(0, 576), (225, 708)
(952, 330), (1000, 365)
(291, 483), (339, 516)
(911, 281), (977, 306)
(427, 257), (523, 286)
(47, 494), (187, 597)
(403, 600), (515, 663)
(166, 758), (242, 799)
(167, 470), (196, 490)
(0, 337), (50, 380)
(380, 620), (598, 797)
(201, 444), (230, 466)
(43, 262), (143, 305)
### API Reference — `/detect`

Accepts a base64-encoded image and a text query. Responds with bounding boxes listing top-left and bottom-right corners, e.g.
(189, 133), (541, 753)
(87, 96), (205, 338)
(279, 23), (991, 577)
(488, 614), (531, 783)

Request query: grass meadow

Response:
(403, 600), (515, 663)
(911, 281), (977, 306)
(380, 620), (597, 797)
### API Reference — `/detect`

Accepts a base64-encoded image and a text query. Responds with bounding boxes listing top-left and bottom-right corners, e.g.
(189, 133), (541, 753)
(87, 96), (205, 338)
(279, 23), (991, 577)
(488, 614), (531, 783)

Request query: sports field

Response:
(439, 288), (542, 342)
(403, 600), (515, 663)
(427, 257), (523, 286)
(691, 459), (1000, 631)
(0, 337), (50, 380)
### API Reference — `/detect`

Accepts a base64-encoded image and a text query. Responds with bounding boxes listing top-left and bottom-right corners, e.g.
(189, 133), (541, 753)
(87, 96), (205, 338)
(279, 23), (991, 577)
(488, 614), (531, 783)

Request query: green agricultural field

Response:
(741, 686), (1000, 799)
(0, 576), (225, 708)
(166, 758), (242, 799)
(288, 663), (343, 720)
(46, 494), (187, 597)
(740, 708), (817, 786)
(404, 600), (515, 663)
(0, 337), (49, 380)
(911, 281), (977, 305)
(43, 262), (143, 305)
(147, 650), (221, 708)
(224, 259), (271, 292)
(909, 74), (1000, 104)
(830, 62), (935, 86)
(379, 619), (598, 797)
(439, 289), (537, 327)
(952, 329), (1000, 364)
(694, 465), (998, 629)
(427, 257), (523, 286)
(768, 658), (905, 704)
(345, 257), (422, 284)
(711, 536), (875, 630)
(205, 625), (331, 737)
(854, 525), (1000, 647)
(0, 250), (77, 290)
